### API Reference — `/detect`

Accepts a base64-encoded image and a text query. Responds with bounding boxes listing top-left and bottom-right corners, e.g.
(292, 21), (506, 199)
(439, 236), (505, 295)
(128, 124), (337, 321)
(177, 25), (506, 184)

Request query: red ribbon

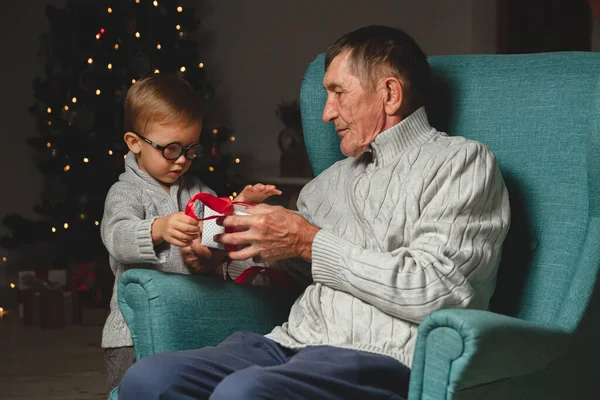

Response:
(184, 193), (300, 292)
(184, 193), (255, 252)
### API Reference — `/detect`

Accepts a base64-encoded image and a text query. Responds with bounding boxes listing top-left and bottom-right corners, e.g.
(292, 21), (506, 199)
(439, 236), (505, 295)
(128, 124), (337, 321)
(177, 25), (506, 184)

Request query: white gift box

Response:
(201, 204), (249, 250)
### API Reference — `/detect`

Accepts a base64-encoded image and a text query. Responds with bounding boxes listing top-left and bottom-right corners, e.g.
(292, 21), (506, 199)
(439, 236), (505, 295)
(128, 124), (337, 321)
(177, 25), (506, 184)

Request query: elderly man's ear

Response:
(381, 77), (403, 116)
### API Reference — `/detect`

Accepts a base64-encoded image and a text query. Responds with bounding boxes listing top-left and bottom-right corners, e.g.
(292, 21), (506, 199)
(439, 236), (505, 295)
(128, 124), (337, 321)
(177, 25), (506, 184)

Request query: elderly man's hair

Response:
(325, 25), (430, 117)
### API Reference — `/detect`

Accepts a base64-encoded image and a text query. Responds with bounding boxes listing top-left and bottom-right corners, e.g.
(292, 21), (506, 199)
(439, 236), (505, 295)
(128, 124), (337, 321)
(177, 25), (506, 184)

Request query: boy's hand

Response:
(152, 212), (199, 247)
(181, 236), (227, 274)
(235, 183), (282, 204)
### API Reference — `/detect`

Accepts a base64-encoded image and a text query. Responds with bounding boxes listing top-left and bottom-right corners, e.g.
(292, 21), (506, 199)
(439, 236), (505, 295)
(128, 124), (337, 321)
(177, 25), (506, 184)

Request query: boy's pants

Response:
(104, 346), (136, 393)
(118, 331), (411, 400)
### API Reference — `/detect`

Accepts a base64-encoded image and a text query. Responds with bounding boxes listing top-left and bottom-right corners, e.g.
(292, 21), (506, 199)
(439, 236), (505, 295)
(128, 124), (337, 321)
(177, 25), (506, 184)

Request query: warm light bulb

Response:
(156, 43), (162, 50)
(124, 154), (127, 159)
(153, 0), (158, 6)
(176, 24), (181, 30)
(47, 107), (52, 113)
(232, 192), (238, 197)
(0, 307), (4, 313)
(198, 62), (204, 68)
(96, 89), (101, 95)
(235, 158), (240, 164)
(52, 227), (57, 233)
(114, 43), (119, 50)
(131, 79), (136, 84)
(46, 142), (52, 148)
(10, 283), (15, 289)
(230, 136), (236, 142)
(179, 32), (184, 38)
(180, 66), (186, 72)
(177, 6), (183, 12)
(108, 63), (113, 70)
(83, 157), (89, 163)
(1, 257), (6, 262)
(108, 150), (113, 155)
(72, 97), (77, 103)
(95, 220), (100, 226)
(135, 32), (141, 38)
(64, 105), (69, 111)
(209, 166), (215, 172)
(47, 121), (52, 126)
(88, 57), (93, 64)
(107, 7), (113, 13)
(80, 213), (86, 220)
(212, 129), (218, 134)
(136, 0), (140, 3)
(64, 223), (69, 229)
(64, 165), (70, 172)
(96, 33), (101, 40)
(154, 69), (160, 74)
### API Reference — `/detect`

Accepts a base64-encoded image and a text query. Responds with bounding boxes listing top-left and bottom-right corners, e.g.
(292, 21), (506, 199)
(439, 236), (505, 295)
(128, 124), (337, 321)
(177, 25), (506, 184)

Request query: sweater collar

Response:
(369, 107), (437, 167)
(123, 150), (179, 195)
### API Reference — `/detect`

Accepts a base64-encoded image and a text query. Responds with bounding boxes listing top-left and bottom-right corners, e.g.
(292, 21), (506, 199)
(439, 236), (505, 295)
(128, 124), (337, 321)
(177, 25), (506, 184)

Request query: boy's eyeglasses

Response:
(131, 131), (203, 160)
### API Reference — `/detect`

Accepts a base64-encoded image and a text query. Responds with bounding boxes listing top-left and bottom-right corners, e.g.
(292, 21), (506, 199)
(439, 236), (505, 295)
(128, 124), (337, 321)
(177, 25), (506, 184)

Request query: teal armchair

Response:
(110, 52), (600, 400)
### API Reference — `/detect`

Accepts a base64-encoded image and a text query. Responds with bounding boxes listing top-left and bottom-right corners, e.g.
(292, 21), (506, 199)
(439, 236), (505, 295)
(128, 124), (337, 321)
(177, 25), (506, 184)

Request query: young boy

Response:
(100, 74), (279, 392)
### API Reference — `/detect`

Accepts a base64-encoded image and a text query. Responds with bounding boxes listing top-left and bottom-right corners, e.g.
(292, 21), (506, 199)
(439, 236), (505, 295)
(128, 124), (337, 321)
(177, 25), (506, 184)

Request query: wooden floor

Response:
(0, 311), (107, 400)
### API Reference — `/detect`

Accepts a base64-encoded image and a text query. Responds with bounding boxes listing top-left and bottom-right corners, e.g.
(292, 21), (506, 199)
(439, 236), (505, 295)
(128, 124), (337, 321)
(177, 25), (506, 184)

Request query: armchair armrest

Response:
(118, 269), (296, 360)
(408, 309), (572, 400)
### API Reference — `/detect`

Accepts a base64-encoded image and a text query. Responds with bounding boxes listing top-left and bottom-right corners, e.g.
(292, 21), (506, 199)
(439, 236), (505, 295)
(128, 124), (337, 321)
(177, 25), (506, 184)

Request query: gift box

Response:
(185, 192), (252, 250)
(21, 288), (73, 328)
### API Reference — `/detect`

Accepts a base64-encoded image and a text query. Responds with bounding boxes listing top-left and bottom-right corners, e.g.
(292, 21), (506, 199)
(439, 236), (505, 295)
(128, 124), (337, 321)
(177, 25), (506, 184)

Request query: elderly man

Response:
(119, 25), (510, 400)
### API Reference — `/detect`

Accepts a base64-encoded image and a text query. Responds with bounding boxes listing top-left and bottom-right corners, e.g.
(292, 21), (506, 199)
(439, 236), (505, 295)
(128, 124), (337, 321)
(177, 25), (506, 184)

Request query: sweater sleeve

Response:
(100, 182), (162, 264)
(310, 143), (510, 323)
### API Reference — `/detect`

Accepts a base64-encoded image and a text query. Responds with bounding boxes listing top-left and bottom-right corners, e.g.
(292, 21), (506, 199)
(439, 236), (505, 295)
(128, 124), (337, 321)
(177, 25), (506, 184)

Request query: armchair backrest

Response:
(300, 52), (600, 330)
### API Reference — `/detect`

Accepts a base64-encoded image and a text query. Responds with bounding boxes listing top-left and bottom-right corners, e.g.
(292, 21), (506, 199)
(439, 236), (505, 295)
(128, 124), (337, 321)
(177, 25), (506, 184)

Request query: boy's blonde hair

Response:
(124, 74), (204, 134)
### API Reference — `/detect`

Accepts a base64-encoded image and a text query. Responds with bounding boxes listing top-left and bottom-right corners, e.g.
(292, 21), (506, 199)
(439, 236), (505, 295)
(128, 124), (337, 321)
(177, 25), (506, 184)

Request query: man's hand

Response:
(215, 204), (320, 262)
(152, 212), (199, 247)
(181, 236), (227, 274)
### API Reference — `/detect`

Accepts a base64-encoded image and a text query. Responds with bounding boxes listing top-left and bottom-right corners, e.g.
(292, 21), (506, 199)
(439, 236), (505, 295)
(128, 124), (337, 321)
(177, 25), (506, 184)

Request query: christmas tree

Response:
(1, 0), (238, 266)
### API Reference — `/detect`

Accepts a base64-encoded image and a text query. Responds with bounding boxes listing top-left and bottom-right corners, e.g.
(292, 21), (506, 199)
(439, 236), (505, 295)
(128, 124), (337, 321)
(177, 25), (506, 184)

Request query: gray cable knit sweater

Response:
(266, 107), (511, 368)
(100, 152), (214, 348)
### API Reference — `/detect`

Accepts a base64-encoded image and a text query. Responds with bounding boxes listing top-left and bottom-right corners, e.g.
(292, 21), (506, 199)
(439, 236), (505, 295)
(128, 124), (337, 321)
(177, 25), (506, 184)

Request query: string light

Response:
(136, 0), (140, 3)
(64, 165), (71, 172)
(46, 142), (52, 148)
(96, 89), (101, 95)
(64, 105), (69, 111)
(176, 24), (181, 30)
(47, 121), (52, 126)
(72, 97), (77, 103)
(83, 157), (89, 163)
(107, 7), (113, 13)
(100, 28), (105, 34)
(235, 158), (240, 164)
(230, 136), (236, 142)
(96, 33), (101, 40)
(179, 32), (184, 38)
(10, 283), (15, 289)
(156, 43), (162, 50)
(108, 150), (113, 155)
(153, 0), (158, 6)
(212, 129), (218, 134)
(232, 192), (238, 197)
(87, 57), (93, 64)
(47, 107), (52, 113)
(114, 43), (119, 50)
(180, 66), (186, 72)
(94, 221), (100, 226)
(52, 227), (57, 233)
(177, 6), (183, 12)
(209, 166), (215, 172)
(108, 63), (113, 70)
(198, 62), (204, 68)
(1, 257), (6, 262)
(135, 32), (141, 38)
(80, 213), (87, 220)
(64, 223), (69, 229)
(154, 69), (160, 74)
(131, 79), (136, 84)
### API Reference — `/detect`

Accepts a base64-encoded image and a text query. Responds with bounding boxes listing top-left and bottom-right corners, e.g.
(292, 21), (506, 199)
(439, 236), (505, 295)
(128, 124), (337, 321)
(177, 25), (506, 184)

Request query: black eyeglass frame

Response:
(131, 130), (203, 161)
